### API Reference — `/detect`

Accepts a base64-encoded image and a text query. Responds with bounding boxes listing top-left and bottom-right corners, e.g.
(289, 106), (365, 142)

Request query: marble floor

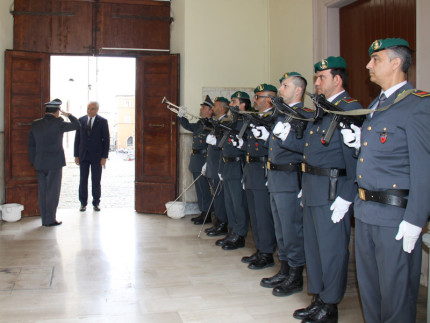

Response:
(0, 209), (426, 323)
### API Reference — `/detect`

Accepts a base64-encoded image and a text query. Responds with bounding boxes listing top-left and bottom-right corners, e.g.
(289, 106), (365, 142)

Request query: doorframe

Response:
(313, 0), (430, 90)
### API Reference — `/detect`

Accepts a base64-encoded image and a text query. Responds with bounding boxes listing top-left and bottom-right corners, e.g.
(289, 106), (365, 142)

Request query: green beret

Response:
(368, 38), (410, 56)
(254, 83), (278, 94)
(231, 91), (250, 100)
(214, 96), (230, 104)
(279, 72), (304, 83)
(314, 56), (347, 73)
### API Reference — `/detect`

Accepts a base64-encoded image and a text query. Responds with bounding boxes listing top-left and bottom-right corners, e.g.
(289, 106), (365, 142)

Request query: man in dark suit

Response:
(28, 98), (80, 226)
(74, 101), (110, 211)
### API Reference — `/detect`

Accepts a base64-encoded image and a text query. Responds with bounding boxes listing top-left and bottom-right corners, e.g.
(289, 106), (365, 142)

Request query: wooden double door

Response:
(4, 51), (179, 216)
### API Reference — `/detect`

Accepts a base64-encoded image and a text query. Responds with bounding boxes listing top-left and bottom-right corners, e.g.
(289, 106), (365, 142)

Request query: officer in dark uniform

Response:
(257, 73), (310, 297)
(342, 38), (430, 323)
(28, 99), (80, 226)
(215, 91), (250, 250)
(204, 97), (229, 237)
(293, 57), (363, 323)
(241, 83), (277, 270)
(177, 95), (214, 225)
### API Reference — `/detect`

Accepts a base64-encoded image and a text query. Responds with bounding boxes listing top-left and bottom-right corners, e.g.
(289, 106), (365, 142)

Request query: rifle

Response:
(306, 92), (365, 146)
(229, 106), (275, 140)
(204, 117), (240, 148)
(269, 96), (308, 139)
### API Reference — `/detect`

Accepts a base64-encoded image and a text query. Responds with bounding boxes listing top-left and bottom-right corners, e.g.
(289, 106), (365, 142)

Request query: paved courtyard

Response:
(59, 151), (135, 210)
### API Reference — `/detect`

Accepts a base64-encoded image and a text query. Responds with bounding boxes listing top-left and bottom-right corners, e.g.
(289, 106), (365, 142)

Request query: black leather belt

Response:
(223, 156), (244, 163)
(302, 163), (346, 201)
(301, 163), (346, 177)
(358, 188), (408, 208)
(246, 154), (267, 163)
(192, 149), (207, 155)
(267, 161), (300, 172)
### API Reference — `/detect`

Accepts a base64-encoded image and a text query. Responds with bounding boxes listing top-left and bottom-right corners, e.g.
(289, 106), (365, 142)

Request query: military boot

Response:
(260, 260), (290, 288)
(272, 265), (303, 297)
(293, 295), (323, 320)
(302, 302), (338, 323)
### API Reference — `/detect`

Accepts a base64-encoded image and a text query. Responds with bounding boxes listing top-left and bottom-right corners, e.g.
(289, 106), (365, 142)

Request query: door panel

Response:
(4, 51), (50, 216)
(340, 0), (416, 107)
(135, 55), (179, 214)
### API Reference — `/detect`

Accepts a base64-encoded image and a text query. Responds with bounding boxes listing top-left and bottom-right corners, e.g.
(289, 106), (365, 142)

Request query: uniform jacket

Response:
(206, 116), (227, 179)
(267, 102), (313, 193)
(218, 119), (246, 180)
(301, 91), (362, 206)
(243, 109), (274, 189)
(179, 117), (210, 173)
(28, 114), (80, 171)
(74, 114), (110, 162)
(355, 82), (430, 228)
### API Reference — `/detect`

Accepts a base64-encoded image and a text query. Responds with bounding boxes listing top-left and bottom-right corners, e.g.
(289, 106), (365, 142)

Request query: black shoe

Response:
(241, 250), (260, 263)
(301, 302), (338, 323)
(215, 232), (234, 246)
(205, 223), (218, 234)
(191, 211), (205, 222)
(260, 260), (290, 288)
(206, 222), (228, 236)
(272, 265), (303, 296)
(93, 205), (101, 211)
(193, 213), (212, 225)
(248, 253), (274, 270)
(293, 295), (323, 320)
(80, 205), (86, 212)
(46, 221), (62, 227)
(222, 234), (245, 250)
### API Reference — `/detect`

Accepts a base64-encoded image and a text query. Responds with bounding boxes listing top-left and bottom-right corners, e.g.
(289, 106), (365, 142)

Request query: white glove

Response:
(395, 220), (422, 253)
(201, 163), (207, 175)
(340, 124), (361, 149)
(177, 105), (187, 118)
(206, 134), (217, 146)
(232, 135), (244, 149)
(218, 173), (223, 181)
(273, 121), (291, 141)
(330, 196), (352, 223)
(252, 126), (270, 141)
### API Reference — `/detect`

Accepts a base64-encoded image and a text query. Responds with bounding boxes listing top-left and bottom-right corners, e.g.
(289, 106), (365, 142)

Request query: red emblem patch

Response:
(380, 132), (387, 144)
(228, 138), (231, 143)
(255, 143), (258, 147)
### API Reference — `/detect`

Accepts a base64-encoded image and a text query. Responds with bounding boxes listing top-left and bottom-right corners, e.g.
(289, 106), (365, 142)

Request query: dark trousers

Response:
(246, 188), (276, 253)
(355, 219), (421, 323)
(37, 168), (62, 225)
(303, 203), (350, 304)
(192, 171), (212, 212)
(208, 178), (227, 223)
(224, 178), (249, 236)
(270, 192), (305, 267)
(79, 159), (102, 206)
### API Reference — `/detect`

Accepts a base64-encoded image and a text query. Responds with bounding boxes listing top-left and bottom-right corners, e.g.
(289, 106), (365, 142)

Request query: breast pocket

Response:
(367, 125), (398, 152)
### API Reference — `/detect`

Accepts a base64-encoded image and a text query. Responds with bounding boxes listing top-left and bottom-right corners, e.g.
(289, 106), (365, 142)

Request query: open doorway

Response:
(50, 56), (136, 210)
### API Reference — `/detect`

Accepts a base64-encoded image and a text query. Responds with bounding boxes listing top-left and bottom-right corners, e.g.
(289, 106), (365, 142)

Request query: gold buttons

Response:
(393, 184), (397, 188)
(360, 158), (364, 162)
(367, 126), (372, 131)
(363, 142), (368, 146)
(310, 131), (313, 135)
(322, 130), (326, 133)
(272, 136), (275, 140)
(358, 174), (362, 179)
(268, 157), (271, 161)
(305, 143), (309, 147)
(303, 155), (306, 159)
(270, 148), (273, 151)
(383, 127), (387, 131)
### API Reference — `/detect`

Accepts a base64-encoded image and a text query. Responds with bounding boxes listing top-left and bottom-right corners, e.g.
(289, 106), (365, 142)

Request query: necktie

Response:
(87, 117), (92, 134)
(376, 93), (387, 110)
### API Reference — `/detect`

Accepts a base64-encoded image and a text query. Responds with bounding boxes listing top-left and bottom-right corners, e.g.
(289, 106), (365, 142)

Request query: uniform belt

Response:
(223, 156), (244, 163)
(267, 161), (300, 172)
(192, 149), (207, 155)
(246, 154), (267, 163)
(358, 188), (408, 208)
(301, 163), (346, 177)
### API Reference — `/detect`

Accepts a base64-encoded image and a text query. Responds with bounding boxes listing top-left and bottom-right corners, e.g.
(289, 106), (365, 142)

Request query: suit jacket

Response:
(28, 114), (80, 171)
(74, 114), (110, 162)
(355, 82), (430, 228)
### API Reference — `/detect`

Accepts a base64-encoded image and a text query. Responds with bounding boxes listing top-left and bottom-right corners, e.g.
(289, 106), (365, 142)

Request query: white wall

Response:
(0, 0), (14, 204)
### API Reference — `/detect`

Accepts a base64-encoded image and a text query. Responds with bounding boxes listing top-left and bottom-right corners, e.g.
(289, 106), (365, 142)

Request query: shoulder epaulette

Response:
(412, 90), (430, 97)
(302, 108), (313, 112)
(33, 118), (42, 122)
(343, 98), (358, 103)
